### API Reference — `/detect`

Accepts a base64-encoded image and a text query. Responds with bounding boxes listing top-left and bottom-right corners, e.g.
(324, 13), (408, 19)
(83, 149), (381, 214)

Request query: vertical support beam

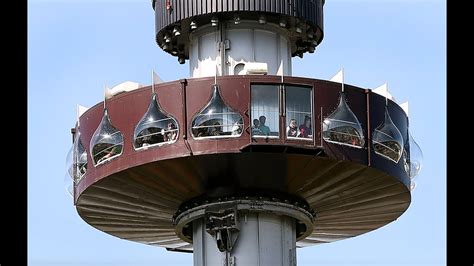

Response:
(180, 79), (188, 140)
(365, 89), (371, 166)
(180, 78), (193, 155)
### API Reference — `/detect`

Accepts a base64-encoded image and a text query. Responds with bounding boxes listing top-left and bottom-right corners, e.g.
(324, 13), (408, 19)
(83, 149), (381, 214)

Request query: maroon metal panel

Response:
(369, 92), (410, 188)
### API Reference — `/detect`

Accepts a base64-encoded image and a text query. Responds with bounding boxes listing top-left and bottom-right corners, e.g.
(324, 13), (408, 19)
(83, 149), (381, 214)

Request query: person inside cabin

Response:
(164, 122), (178, 141)
(299, 115), (312, 138)
(231, 118), (243, 136)
(286, 118), (300, 137)
(209, 121), (223, 136)
(96, 144), (121, 164)
(252, 119), (262, 135)
(258, 115), (270, 136)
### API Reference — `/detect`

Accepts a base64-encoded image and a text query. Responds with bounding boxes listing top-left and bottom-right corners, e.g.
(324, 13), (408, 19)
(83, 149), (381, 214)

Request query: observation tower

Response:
(65, 1), (423, 265)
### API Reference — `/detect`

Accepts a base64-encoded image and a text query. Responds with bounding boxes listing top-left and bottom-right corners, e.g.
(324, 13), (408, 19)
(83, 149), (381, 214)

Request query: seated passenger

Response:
(258, 116), (270, 136)
(149, 127), (164, 143)
(350, 135), (361, 146)
(251, 119), (262, 135)
(231, 119), (243, 136)
(328, 126), (361, 146)
(286, 119), (300, 137)
(77, 152), (87, 176)
(209, 121), (223, 136)
(299, 115), (312, 138)
(97, 144), (121, 164)
(164, 122), (178, 141)
(138, 127), (163, 147)
(78, 163), (87, 176)
(374, 140), (400, 162)
(195, 126), (208, 138)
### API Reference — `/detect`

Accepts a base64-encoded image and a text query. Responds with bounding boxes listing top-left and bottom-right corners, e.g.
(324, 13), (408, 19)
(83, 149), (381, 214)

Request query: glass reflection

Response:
(90, 109), (123, 165)
(191, 85), (243, 139)
(134, 93), (178, 149)
(74, 132), (87, 180)
(66, 146), (73, 179)
(408, 132), (423, 179)
(64, 172), (73, 198)
(322, 92), (365, 148)
(403, 149), (410, 175)
(372, 108), (403, 163)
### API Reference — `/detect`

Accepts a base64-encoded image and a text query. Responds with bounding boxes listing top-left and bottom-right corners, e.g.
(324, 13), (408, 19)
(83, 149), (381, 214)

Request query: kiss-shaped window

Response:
(90, 109), (124, 166)
(323, 92), (365, 148)
(191, 85), (243, 139)
(134, 93), (178, 149)
(372, 108), (403, 163)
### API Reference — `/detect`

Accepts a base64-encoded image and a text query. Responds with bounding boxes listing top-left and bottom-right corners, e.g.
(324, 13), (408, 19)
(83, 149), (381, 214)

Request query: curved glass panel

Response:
(402, 149), (410, 175)
(74, 132), (87, 181)
(408, 132), (423, 179)
(191, 85), (243, 139)
(64, 172), (73, 198)
(134, 93), (179, 149)
(372, 108), (403, 163)
(66, 146), (73, 179)
(322, 92), (365, 148)
(90, 109), (123, 166)
(410, 180), (417, 191)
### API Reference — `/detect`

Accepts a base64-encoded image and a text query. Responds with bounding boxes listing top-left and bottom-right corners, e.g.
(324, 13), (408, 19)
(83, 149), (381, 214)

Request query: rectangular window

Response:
(285, 86), (312, 140)
(251, 84), (280, 137)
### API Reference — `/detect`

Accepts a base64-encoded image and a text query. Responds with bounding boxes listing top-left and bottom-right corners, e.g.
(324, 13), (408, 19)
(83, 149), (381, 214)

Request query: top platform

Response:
(71, 75), (412, 251)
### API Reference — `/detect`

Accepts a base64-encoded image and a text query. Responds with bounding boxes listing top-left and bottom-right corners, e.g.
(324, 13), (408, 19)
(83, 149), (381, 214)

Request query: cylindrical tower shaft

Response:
(193, 213), (296, 266)
(189, 22), (292, 78)
(174, 198), (314, 266)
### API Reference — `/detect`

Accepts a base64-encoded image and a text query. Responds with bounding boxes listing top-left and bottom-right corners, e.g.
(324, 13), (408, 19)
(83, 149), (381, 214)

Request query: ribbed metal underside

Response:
(76, 153), (410, 251)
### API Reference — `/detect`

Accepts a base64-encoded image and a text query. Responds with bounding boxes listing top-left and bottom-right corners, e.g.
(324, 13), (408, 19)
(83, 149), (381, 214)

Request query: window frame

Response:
(250, 83), (283, 140)
(250, 82), (315, 143)
(283, 84), (314, 143)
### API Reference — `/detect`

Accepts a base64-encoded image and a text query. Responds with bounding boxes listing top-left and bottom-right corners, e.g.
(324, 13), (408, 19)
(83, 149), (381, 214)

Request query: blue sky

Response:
(28, 1), (446, 265)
